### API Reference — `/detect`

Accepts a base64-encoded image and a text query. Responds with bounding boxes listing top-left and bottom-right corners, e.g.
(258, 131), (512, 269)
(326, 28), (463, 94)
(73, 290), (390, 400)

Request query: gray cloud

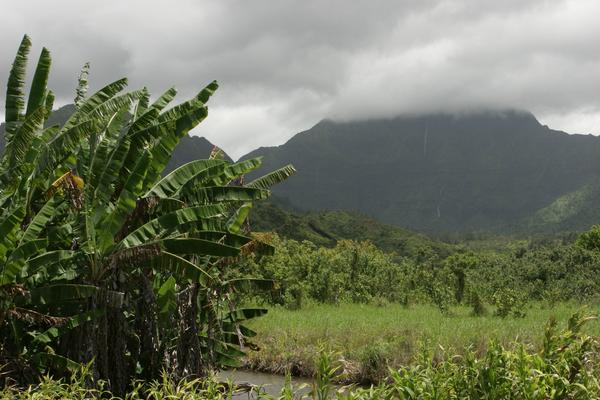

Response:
(1, 0), (600, 158)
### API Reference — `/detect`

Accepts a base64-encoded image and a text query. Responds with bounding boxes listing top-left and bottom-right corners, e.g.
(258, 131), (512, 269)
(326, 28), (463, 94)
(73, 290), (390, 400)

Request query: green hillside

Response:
(519, 179), (600, 233)
(250, 200), (452, 258)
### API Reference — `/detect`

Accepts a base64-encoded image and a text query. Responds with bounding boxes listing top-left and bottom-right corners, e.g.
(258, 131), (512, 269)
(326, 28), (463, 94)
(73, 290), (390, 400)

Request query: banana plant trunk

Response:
(175, 282), (205, 379)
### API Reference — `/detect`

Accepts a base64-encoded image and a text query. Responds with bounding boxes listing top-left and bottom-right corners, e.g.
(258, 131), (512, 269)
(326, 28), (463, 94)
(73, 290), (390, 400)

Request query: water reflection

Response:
(217, 370), (313, 399)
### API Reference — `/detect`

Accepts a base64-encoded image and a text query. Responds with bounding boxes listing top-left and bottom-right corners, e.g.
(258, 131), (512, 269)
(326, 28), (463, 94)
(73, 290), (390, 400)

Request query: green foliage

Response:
(373, 313), (599, 400)
(311, 348), (341, 400)
(353, 340), (393, 384)
(492, 288), (527, 318)
(524, 179), (600, 234)
(250, 202), (450, 259)
(428, 284), (455, 316)
(245, 205), (600, 318)
(239, 227), (600, 315)
(0, 35), (294, 393)
(444, 253), (479, 304)
(576, 224), (600, 252)
(246, 303), (600, 384)
(468, 289), (487, 316)
(240, 237), (411, 307)
(4, 33), (600, 398)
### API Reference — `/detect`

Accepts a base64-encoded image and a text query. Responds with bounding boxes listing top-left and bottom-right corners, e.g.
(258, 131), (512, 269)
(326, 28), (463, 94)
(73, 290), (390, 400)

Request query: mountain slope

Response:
(242, 111), (600, 234)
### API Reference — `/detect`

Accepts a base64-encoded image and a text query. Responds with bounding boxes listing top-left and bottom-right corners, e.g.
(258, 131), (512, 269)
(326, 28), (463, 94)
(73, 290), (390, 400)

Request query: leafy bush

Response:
(576, 224), (600, 252)
(492, 288), (527, 318)
(240, 231), (600, 316)
(353, 341), (392, 384)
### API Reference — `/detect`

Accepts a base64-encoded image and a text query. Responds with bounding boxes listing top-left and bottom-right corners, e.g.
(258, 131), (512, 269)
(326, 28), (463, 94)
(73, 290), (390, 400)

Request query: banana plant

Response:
(0, 35), (107, 379)
(1, 35), (296, 392)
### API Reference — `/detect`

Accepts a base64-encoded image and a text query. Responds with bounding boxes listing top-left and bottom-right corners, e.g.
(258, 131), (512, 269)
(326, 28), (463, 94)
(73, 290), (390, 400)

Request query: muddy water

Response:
(217, 370), (313, 398)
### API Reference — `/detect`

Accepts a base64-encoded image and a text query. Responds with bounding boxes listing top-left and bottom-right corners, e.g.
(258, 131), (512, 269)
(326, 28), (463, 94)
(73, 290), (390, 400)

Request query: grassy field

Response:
(244, 302), (600, 383)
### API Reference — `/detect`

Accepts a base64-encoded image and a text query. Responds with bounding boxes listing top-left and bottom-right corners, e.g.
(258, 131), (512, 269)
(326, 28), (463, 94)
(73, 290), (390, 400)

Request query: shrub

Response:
(492, 288), (527, 318)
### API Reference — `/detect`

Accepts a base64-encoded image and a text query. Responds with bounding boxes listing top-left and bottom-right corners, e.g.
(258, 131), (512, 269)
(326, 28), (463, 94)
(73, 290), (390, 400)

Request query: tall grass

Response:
(245, 302), (600, 381)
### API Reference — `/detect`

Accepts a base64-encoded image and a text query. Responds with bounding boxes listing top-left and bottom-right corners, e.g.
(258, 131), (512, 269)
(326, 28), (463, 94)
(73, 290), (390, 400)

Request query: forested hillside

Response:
(250, 200), (452, 258)
(519, 179), (600, 233)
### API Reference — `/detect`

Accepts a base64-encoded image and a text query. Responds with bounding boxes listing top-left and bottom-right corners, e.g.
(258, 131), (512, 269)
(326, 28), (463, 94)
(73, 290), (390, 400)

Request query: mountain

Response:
(0, 105), (231, 172)
(250, 200), (452, 259)
(242, 110), (600, 234)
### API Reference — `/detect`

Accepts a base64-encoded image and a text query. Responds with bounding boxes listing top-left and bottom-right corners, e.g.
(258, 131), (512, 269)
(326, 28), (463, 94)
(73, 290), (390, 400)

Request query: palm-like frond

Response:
(183, 186), (270, 204)
(247, 164), (297, 189)
(63, 78), (128, 131)
(149, 87), (177, 112)
(25, 47), (52, 116)
(3, 107), (47, 175)
(116, 205), (226, 249)
(146, 159), (226, 198)
(5, 35), (31, 135)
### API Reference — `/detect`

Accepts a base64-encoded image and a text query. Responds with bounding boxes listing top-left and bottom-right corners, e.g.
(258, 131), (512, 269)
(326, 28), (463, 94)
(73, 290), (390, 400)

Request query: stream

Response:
(217, 370), (314, 399)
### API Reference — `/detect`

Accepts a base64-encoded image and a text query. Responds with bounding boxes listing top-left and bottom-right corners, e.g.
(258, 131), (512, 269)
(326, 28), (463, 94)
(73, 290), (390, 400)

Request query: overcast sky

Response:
(1, 0), (600, 159)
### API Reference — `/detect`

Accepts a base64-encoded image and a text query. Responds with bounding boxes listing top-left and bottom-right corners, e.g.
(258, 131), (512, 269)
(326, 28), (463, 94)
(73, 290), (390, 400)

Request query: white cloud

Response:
(1, 0), (600, 158)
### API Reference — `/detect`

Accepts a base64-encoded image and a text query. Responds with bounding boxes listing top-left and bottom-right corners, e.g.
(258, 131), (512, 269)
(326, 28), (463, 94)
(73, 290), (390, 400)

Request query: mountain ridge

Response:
(241, 110), (600, 234)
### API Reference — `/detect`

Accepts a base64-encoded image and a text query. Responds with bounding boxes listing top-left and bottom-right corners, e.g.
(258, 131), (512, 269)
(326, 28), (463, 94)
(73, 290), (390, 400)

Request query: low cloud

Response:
(1, 0), (599, 158)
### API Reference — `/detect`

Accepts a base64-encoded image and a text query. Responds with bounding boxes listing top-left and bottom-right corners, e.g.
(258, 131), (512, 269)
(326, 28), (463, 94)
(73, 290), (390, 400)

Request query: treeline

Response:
(240, 229), (600, 315)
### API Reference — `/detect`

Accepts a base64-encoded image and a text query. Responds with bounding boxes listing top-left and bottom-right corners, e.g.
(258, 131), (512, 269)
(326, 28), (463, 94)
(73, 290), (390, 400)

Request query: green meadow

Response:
(246, 303), (600, 382)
